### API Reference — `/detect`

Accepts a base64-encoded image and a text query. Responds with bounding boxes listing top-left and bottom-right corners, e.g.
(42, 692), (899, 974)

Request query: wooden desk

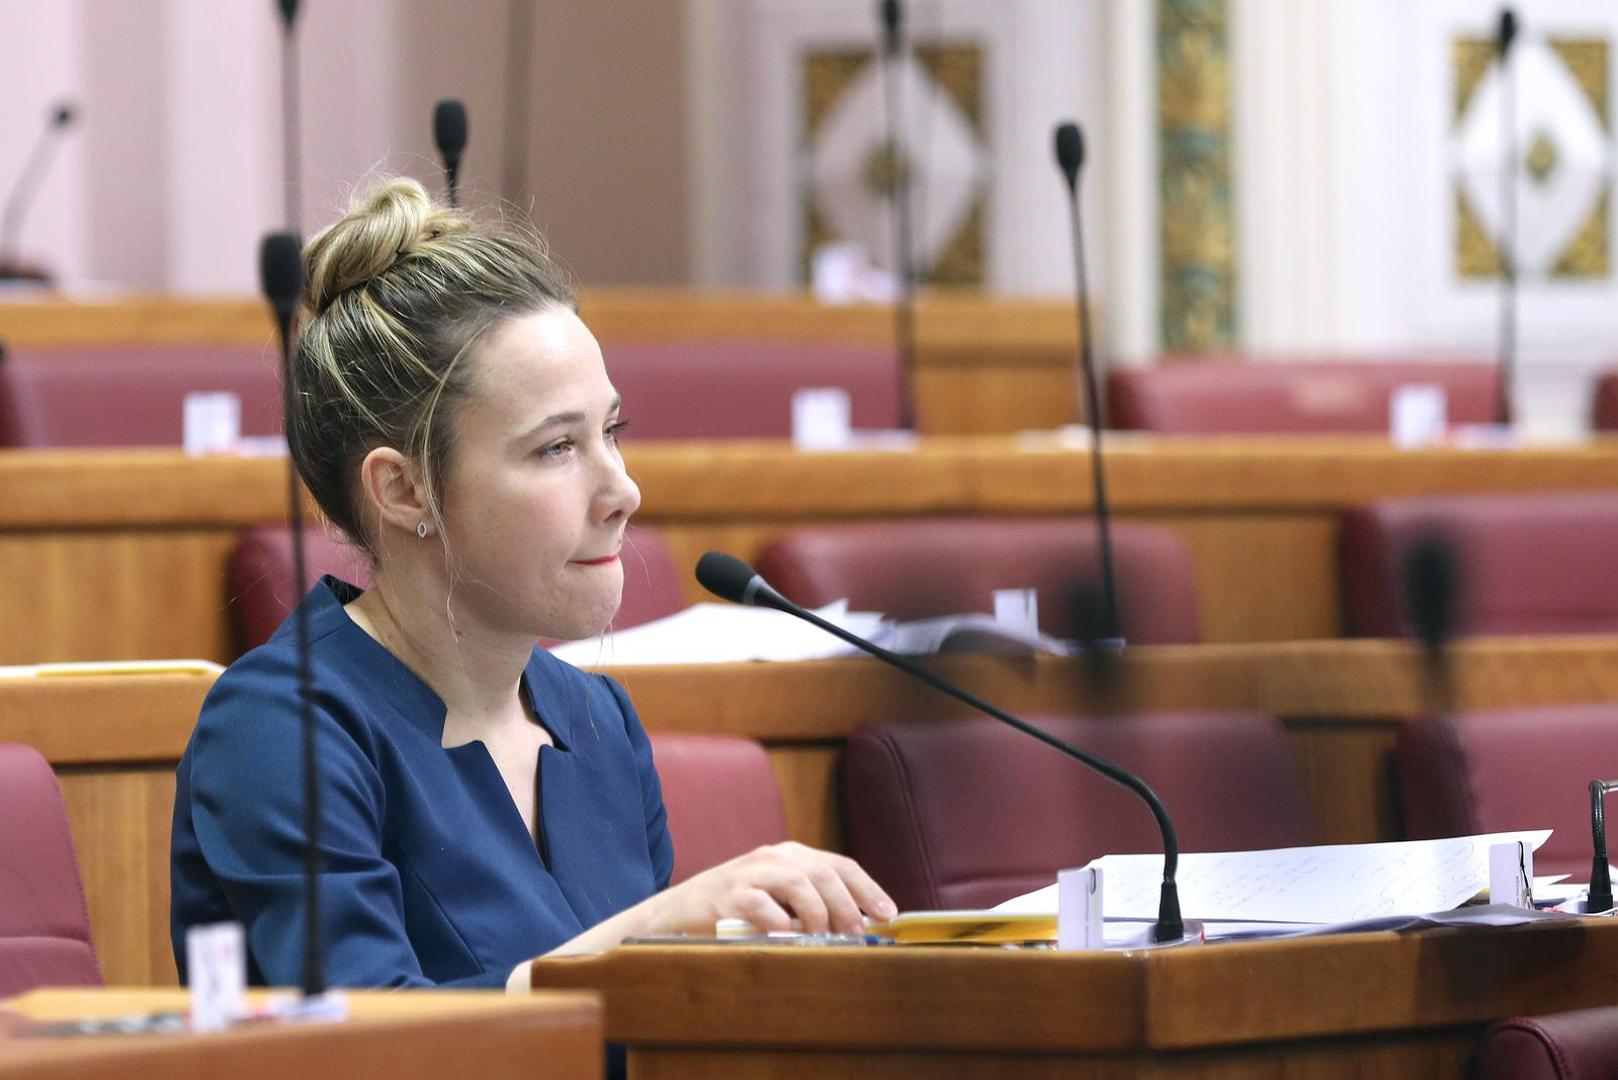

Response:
(9, 639), (1618, 987)
(0, 987), (600, 1079)
(0, 291), (1080, 435)
(5, 435), (1618, 663)
(529, 922), (1616, 1077)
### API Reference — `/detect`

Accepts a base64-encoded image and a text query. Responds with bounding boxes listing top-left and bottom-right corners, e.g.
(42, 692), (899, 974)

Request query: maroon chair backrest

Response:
(598, 339), (900, 438)
(0, 344), (283, 447)
(754, 518), (1200, 644)
(228, 525), (684, 653)
(844, 711), (1315, 911)
(1474, 1008), (1618, 1080)
(1107, 358), (1498, 434)
(649, 733), (790, 886)
(1397, 706), (1618, 880)
(1593, 372), (1618, 432)
(1340, 492), (1618, 638)
(0, 743), (102, 995)
(228, 525), (375, 653)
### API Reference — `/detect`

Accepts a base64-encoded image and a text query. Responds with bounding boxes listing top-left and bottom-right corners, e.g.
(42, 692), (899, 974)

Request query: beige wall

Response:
(525, 3), (691, 287)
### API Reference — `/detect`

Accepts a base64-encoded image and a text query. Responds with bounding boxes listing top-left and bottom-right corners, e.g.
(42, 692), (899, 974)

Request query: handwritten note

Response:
(994, 831), (1552, 924)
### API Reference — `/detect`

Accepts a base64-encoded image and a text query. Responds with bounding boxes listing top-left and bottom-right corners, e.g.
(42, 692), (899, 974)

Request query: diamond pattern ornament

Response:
(808, 53), (989, 276)
(1454, 38), (1611, 278)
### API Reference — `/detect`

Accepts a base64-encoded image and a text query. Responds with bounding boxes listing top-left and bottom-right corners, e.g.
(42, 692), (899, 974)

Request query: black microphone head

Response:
(276, 0), (300, 31)
(433, 99), (469, 161)
(695, 551), (761, 606)
(1054, 122), (1084, 192)
(259, 230), (303, 331)
(879, 0), (901, 52)
(1497, 8), (1517, 55)
(51, 102), (76, 128)
(1403, 532), (1458, 655)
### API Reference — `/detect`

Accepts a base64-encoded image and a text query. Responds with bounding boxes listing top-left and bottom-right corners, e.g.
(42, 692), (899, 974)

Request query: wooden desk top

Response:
(3, 434), (1617, 528)
(531, 919), (1616, 1055)
(0, 987), (601, 1079)
(9, 637), (1618, 762)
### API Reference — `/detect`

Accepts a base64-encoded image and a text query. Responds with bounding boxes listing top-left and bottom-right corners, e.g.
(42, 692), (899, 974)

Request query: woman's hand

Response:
(648, 842), (897, 936)
(547, 842), (897, 958)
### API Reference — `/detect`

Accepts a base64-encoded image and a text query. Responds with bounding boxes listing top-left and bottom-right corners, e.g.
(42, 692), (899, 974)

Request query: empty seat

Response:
(1473, 1007), (1618, 1080)
(598, 339), (900, 438)
(1107, 358), (1498, 434)
(0, 344), (283, 447)
(1340, 492), (1618, 638)
(754, 518), (1200, 644)
(649, 734), (790, 885)
(0, 743), (102, 995)
(844, 711), (1315, 911)
(227, 524), (685, 653)
(1397, 706), (1618, 881)
(1593, 372), (1618, 433)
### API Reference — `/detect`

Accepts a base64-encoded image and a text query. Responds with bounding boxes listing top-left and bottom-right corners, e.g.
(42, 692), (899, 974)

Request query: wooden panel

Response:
(1286, 723), (1402, 846)
(765, 746), (844, 852)
(0, 988), (602, 1080)
(0, 532), (241, 664)
(57, 767), (179, 987)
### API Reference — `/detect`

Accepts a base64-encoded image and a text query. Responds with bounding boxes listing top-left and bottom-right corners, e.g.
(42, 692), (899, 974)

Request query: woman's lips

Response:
(570, 554), (620, 566)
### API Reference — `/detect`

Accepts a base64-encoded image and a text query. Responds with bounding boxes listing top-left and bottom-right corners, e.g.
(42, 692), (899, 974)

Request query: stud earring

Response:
(416, 521), (429, 539)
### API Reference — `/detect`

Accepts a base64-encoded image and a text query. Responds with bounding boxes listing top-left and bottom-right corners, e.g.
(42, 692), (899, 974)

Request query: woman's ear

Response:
(356, 446), (432, 539)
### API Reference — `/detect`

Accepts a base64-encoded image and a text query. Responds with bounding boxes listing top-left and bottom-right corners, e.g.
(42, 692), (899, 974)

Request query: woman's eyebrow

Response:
(518, 395), (622, 440)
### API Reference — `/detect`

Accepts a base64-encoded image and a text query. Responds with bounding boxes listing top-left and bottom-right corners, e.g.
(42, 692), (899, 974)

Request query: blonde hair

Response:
(290, 177), (573, 552)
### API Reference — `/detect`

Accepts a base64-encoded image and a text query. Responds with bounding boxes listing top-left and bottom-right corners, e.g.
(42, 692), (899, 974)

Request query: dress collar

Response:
(297, 576), (576, 750)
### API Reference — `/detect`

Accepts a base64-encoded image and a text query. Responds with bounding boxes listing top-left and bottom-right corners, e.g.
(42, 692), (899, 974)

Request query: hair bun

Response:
(302, 176), (471, 313)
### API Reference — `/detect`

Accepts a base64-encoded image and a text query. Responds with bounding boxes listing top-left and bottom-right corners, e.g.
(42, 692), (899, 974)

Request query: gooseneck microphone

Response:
(1402, 532), (1459, 712)
(1588, 780), (1618, 914)
(696, 551), (1186, 942)
(275, 0), (303, 234)
(877, 0), (918, 430)
(1495, 8), (1518, 427)
(260, 231), (325, 998)
(0, 101), (78, 281)
(1054, 121), (1121, 644)
(433, 100), (469, 208)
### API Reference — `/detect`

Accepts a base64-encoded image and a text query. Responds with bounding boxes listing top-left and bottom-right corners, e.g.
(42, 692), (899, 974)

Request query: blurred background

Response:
(2, 0), (1615, 430)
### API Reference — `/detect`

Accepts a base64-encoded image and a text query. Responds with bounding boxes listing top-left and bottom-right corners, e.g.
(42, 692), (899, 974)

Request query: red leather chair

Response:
(598, 339), (900, 438)
(0, 743), (102, 995)
(1107, 358), (1498, 434)
(1340, 492), (1618, 638)
(0, 344), (283, 447)
(844, 711), (1315, 911)
(1592, 372), (1618, 432)
(1397, 706), (1618, 881)
(649, 734), (790, 886)
(227, 525), (686, 653)
(754, 518), (1200, 644)
(1473, 1008), (1618, 1080)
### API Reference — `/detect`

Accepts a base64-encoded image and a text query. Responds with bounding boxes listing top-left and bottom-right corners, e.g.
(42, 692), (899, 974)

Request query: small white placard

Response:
(1390, 384), (1447, 449)
(186, 921), (246, 1032)
(792, 387), (853, 451)
(1489, 840), (1534, 910)
(992, 588), (1040, 638)
(183, 391), (242, 456)
(1058, 865), (1104, 950)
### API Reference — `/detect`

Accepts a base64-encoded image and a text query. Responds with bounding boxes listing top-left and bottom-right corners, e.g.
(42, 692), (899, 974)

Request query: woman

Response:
(170, 178), (895, 990)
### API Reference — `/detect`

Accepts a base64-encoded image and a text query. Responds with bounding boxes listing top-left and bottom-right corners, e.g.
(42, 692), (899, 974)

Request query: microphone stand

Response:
(1054, 122), (1121, 645)
(878, 0), (919, 431)
(0, 103), (77, 283)
(1588, 780), (1618, 913)
(1495, 8), (1518, 427)
(275, 0), (302, 236)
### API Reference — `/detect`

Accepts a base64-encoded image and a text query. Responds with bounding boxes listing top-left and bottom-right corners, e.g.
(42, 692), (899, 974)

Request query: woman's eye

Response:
(539, 438), (575, 459)
(605, 420), (630, 444)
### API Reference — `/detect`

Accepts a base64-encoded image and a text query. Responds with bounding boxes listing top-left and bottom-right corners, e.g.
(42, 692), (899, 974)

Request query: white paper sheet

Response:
(992, 831), (1553, 924)
(548, 602), (889, 666)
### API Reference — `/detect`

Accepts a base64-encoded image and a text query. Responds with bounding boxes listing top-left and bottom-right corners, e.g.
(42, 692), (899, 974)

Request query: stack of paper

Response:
(548, 601), (888, 666)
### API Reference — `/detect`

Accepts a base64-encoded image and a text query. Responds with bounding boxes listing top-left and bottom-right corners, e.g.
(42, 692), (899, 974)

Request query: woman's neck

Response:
(343, 566), (534, 730)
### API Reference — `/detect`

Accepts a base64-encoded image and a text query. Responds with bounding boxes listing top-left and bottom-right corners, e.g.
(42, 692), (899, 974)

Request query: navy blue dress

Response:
(171, 577), (674, 988)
